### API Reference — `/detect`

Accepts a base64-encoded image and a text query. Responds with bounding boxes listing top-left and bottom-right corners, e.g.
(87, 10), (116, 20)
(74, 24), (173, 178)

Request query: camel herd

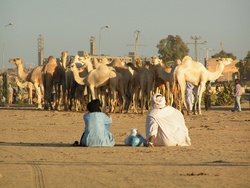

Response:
(9, 52), (233, 115)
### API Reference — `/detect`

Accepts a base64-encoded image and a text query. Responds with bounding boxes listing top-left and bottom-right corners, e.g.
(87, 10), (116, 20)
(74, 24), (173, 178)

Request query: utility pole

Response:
(2, 22), (13, 73)
(201, 48), (214, 60)
(201, 48), (214, 68)
(127, 30), (146, 63)
(187, 36), (207, 61)
(220, 42), (224, 51)
(38, 35), (44, 66)
(134, 30), (140, 60)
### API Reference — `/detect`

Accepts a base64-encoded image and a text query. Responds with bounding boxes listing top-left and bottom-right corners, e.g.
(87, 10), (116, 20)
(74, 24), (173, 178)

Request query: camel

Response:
(9, 58), (44, 109)
(126, 59), (153, 114)
(59, 52), (80, 111)
(151, 56), (181, 106)
(43, 56), (66, 110)
(69, 55), (123, 113)
(136, 61), (154, 114)
(15, 77), (34, 104)
(172, 56), (233, 115)
(60, 51), (69, 69)
(108, 58), (139, 113)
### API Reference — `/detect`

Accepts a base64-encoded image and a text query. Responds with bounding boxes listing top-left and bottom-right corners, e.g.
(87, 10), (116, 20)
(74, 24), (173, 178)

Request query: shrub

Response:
(214, 82), (234, 106)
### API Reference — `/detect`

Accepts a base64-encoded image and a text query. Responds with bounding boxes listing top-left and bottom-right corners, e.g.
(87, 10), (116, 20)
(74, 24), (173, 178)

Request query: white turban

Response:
(151, 93), (166, 109)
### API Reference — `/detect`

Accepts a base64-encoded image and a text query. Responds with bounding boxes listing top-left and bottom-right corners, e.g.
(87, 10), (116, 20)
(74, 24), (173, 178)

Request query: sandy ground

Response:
(0, 102), (250, 188)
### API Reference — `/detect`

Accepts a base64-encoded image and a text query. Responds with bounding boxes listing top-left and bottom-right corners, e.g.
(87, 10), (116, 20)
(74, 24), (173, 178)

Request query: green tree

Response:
(235, 51), (250, 81)
(157, 35), (189, 64)
(211, 50), (237, 60)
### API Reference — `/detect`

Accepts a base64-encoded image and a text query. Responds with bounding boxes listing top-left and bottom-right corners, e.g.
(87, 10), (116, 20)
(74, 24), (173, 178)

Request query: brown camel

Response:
(138, 61), (154, 114)
(59, 52), (82, 111)
(42, 56), (66, 110)
(108, 58), (139, 113)
(126, 59), (152, 114)
(172, 56), (233, 115)
(60, 51), (69, 69)
(151, 56), (181, 106)
(9, 58), (44, 109)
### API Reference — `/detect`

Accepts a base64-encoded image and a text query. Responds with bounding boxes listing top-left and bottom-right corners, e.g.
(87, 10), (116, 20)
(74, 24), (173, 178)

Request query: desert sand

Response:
(0, 103), (249, 188)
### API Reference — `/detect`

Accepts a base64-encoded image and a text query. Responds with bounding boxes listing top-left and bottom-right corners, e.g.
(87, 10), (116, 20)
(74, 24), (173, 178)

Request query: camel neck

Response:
(17, 63), (28, 81)
(208, 62), (225, 80)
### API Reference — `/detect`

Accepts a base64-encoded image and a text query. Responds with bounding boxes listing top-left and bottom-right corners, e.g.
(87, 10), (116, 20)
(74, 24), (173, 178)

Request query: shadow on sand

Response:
(0, 142), (128, 147)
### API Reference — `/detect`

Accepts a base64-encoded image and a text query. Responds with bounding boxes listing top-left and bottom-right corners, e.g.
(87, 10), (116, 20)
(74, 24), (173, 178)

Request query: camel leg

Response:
(100, 89), (107, 113)
(178, 79), (187, 114)
(110, 90), (118, 113)
(141, 94), (145, 114)
(165, 82), (171, 106)
(89, 86), (96, 100)
(28, 87), (32, 104)
(109, 76), (117, 113)
(198, 84), (205, 115)
(121, 92), (126, 113)
(34, 83), (42, 109)
(54, 83), (59, 110)
(133, 87), (140, 114)
(192, 86), (199, 114)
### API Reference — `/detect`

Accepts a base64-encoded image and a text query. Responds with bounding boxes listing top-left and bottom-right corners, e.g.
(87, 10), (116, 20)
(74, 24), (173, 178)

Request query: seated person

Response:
(79, 99), (115, 147)
(146, 93), (191, 147)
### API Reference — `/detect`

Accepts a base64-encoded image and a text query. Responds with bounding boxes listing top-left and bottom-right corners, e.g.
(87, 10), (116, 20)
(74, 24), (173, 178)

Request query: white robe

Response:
(146, 106), (191, 146)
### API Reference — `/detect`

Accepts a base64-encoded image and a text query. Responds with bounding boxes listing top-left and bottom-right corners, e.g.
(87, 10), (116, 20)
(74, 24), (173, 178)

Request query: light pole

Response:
(99, 25), (109, 57)
(2, 22), (13, 73)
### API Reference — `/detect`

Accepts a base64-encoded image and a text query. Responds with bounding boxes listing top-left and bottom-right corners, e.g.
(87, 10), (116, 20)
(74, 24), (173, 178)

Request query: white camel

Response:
(172, 56), (233, 115)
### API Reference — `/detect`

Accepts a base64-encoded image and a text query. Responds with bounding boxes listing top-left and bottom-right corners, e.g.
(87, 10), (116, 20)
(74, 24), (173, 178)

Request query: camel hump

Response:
(48, 56), (56, 62)
(111, 58), (123, 67)
(182, 56), (192, 63)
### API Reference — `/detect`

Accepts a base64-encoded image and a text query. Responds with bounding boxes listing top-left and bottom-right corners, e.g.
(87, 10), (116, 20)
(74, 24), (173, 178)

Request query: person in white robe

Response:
(145, 93), (191, 147)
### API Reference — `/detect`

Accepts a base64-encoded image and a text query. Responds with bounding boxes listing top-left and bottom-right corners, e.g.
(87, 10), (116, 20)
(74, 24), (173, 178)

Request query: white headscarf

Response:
(151, 93), (166, 109)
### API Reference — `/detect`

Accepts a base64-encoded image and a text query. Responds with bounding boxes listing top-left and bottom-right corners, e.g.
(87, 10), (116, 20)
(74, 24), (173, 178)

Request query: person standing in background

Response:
(231, 79), (242, 112)
(186, 82), (194, 115)
(204, 81), (212, 111)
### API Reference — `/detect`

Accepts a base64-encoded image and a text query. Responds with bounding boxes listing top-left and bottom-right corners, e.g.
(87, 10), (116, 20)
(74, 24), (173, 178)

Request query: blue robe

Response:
(81, 112), (115, 147)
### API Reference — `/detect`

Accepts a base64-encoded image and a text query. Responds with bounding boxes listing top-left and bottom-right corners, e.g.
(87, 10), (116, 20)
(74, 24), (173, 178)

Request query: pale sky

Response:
(1, 0), (250, 69)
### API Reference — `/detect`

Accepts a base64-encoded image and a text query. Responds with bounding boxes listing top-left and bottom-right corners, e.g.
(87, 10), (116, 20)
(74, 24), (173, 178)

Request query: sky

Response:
(1, 0), (250, 69)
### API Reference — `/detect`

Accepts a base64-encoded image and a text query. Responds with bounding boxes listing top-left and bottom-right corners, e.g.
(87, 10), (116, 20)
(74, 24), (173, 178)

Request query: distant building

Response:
(206, 58), (239, 82)
(90, 36), (97, 56)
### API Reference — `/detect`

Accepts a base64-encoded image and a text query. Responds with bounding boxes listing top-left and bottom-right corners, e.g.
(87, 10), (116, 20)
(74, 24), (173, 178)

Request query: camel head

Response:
(216, 58), (233, 66)
(99, 58), (110, 65)
(61, 51), (68, 58)
(70, 55), (93, 72)
(151, 56), (162, 66)
(9, 58), (23, 66)
(135, 58), (143, 68)
(176, 59), (182, 65)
